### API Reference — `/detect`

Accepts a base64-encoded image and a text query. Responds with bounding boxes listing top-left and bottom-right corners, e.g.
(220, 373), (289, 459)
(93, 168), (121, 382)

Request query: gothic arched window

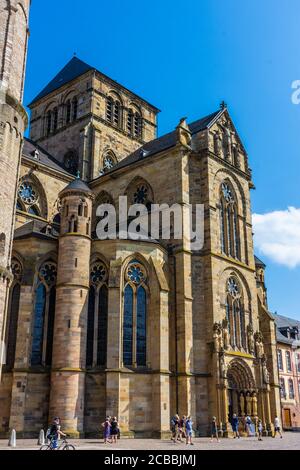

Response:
(123, 260), (147, 367)
(46, 111), (52, 135)
(5, 259), (23, 370)
(133, 112), (142, 138)
(226, 277), (246, 350)
(18, 179), (46, 218)
(66, 100), (71, 124)
(72, 97), (78, 121)
(53, 107), (58, 131)
(31, 261), (57, 366)
(86, 261), (108, 368)
(106, 97), (113, 122)
(219, 181), (240, 260)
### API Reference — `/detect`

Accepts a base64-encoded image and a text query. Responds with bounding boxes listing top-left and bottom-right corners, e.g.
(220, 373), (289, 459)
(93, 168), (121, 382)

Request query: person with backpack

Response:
(110, 417), (119, 443)
(47, 417), (66, 450)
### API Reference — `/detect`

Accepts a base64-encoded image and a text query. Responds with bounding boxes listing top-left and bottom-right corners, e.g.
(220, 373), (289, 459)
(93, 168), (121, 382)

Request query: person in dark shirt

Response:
(231, 414), (240, 438)
(110, 417), (119, 444)
(210, 417), (219, 442)
(47, 417), (66, 450)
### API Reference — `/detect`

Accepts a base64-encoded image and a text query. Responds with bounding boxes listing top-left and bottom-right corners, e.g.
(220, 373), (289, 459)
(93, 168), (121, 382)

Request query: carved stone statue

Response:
(261, 354), (270, 384)
(247, 323), (255, 355)
(219, 352), (227, 379)
(254, 331), (264, 358)
(251, 392), (258, 416)
(214, 132), (222, 156)
(246, 391), (252, 415)
(223, 127), (232, 160)
(176, 118), (192, 148)
(222, 318), (229, 350)
(213, 322), (223, 352)
(239, 393), (245, 415)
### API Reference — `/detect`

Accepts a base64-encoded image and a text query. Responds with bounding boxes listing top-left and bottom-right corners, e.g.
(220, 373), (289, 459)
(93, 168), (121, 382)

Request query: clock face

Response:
(221, 183), (234, 203)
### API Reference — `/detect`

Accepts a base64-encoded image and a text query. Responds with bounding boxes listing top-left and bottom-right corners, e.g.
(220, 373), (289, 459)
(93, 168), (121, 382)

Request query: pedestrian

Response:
(210, 417), (219, 442)
(185, 416), (194, 445)
(47, 417), (66, 450)
(110, 417), (119, 444)
(257, 420), (263, 441)
(171, 414), (180, 442)
(231, 413), (240, 439)
(245, 415), (252, 436)
(102, 416), (112, 443)
(179, 416), (186, 441)
(273, 416), (283, 438)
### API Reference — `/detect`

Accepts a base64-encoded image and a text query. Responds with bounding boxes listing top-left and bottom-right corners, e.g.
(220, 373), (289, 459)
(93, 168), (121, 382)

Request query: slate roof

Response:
(95, 109), (223, 179)
(14, 220), (56, 241)
(23, 138), (72, 176)
(254, 255), (266, 268)
(29, 57), (94, 106)
(273, 312), (300, 345)
(28, 57), (159, 111)
(61, 177), (92, 194)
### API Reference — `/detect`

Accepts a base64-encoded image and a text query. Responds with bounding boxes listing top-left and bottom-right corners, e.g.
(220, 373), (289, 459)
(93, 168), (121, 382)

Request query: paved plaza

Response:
(0, 433), (299, 451)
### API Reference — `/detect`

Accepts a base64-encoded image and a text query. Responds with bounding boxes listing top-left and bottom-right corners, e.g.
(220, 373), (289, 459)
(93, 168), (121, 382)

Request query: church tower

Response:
(0, 0), (30, 372)
(49, 178), (94, 436)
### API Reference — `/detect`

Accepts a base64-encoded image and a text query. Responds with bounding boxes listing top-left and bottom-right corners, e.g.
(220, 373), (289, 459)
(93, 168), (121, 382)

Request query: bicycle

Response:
(40, 436), (75, 450)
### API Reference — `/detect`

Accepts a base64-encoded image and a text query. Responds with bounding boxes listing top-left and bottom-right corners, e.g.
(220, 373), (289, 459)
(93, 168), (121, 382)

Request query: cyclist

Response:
(47, 417), (67, 450)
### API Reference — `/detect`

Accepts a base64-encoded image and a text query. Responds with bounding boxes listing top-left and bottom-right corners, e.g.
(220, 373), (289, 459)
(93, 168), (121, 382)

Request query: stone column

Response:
(49, 180), (94, 436)
(0, 0), (31, 376)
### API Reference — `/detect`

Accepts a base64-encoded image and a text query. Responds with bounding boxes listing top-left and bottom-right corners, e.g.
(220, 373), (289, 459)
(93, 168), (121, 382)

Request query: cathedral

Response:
(0, 0), (281, 438)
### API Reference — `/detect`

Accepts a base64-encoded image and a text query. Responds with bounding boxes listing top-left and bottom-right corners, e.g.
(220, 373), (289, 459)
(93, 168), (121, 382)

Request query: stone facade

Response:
(0, 34), (282, 436)
(0, 0), (30, 375)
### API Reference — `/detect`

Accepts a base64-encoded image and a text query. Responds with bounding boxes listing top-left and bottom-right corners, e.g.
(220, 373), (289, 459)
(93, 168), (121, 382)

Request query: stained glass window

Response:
(133, 185), (148, 204)
(6, 284), (21, 370)
(219, 181), (240, 260)
(45, 287), (56, 366)
(18, 182), (38, 205)
(127, 263), (146, 284)
(136, 286), (146, 366)
(31, 283), (46, 366)
(123, 285), (133, 366)
(97, 285), (108, 366)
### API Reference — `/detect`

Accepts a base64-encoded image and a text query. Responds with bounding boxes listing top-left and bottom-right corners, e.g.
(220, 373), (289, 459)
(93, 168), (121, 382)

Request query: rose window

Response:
(133, 185), (148, 204)
(227, 277), (240, 298)
(221, 183), (234, 203)
(103, 155), (114, 171)
(90, 263), (107, 285)
(18, 182), (38, 205)
(127, 262), (146, 285)
(39, 262), (57, 286)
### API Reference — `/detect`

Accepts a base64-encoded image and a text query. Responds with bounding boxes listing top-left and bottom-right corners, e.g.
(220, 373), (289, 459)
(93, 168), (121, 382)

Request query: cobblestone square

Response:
(0, 432), (300, 451)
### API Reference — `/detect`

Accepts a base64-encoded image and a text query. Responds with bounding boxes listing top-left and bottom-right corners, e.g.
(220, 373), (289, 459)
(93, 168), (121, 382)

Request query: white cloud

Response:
(252, 207), (300, 268)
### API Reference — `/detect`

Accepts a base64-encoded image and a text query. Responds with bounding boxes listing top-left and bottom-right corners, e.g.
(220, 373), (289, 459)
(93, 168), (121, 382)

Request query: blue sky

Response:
(24, 0), (300, 320)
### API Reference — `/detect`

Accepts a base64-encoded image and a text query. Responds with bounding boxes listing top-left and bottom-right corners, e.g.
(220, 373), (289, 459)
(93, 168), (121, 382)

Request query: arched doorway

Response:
(226, 360), (256, 422)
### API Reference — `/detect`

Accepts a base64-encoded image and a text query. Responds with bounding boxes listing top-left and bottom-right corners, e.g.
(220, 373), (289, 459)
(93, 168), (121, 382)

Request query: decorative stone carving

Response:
(252, 392), (258, 416)
(239, 392), (245, 415)
(261, 354), (270, 384)
(213, 322), (223, 352)
(214, 132), (222, 156)
(247, 323), (255, 355)
(219, 352), (227, 379)
(176, 117), (192, 148)
(254, 331), (264, 358)
(246, 391), (252, 415)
